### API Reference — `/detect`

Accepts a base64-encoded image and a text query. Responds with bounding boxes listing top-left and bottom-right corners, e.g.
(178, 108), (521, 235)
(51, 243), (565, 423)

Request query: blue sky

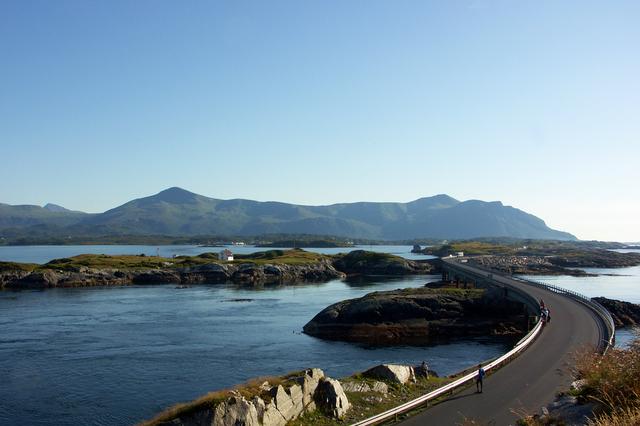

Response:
(1, 1), (638, 241)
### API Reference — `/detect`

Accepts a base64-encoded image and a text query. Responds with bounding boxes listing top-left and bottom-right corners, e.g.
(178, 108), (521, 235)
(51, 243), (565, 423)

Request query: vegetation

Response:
(0, 249), (335, 274)
(573, 333), (640, 426)
(137, 374), (293, 426)
(291, 375), (452, 426)
(140, 368), (452, 426)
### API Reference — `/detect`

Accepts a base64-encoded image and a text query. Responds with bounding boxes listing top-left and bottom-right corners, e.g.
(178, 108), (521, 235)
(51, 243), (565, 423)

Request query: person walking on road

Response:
(476, 364), (485, 393)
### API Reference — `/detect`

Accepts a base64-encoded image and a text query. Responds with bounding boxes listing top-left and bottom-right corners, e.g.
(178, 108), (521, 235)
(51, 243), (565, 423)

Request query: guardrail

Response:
(350, 319), (544, 426)
(350, 260), (616, 425)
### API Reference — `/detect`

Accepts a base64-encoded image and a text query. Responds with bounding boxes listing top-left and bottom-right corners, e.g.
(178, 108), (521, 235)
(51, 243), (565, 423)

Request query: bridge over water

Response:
(354, 257), (614, 426)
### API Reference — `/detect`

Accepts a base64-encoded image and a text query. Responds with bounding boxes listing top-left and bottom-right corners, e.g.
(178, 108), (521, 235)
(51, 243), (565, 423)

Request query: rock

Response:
(212, 395), (260, 426)
(315, 377), (350, 419)
(296, 368), (324, 412)
(342, 381), (371, 393)
(132, 269), (181, 284)
(271, 385), (295, 421)
(411, 244), (422, 253)
(570, 379), (588, 392)
(287, 384), (304, 419)
(158, 409), (212, 426)
(332, 250), (432, 276)
(364, 364), (416, 385)
(259, 381), (271, 391)
(252, 396), (266, 423)
(593, 297), (640, 327)
(303, 286), (527, 344)
(262, 401), (287, 426)
(371, 381), (389, 395)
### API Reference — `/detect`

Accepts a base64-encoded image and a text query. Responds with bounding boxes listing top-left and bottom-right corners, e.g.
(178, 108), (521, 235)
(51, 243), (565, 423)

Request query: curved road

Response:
(399, 261), (605, 426)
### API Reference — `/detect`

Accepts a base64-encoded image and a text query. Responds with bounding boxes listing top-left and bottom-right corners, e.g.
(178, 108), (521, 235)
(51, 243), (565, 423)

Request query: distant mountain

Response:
(0, 202), (89, 230)
(0, 187), (576, 240)
(43, 203), (73, 213)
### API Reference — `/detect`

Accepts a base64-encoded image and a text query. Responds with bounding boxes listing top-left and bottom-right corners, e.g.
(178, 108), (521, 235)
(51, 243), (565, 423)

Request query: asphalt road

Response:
(399, 263), (605, 426)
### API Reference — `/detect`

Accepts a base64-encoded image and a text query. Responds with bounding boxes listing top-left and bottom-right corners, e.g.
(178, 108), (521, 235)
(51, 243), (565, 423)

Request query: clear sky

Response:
(1, 1), (638, 241)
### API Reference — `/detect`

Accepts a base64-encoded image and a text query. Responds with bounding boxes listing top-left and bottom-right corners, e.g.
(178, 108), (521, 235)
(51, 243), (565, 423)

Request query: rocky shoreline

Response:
(303, 284), (527, 345)
(467, 255), (596, 276)
(0, 249), (433, 290)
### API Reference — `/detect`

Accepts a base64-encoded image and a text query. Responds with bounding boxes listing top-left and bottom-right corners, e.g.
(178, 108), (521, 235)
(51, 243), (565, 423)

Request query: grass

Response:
(0, 261), (38, 272)
(0, 249), (331, 273)
(139, 368), (453, 426)
(569, 332), (640, 426)
(289, 375), (452, 426)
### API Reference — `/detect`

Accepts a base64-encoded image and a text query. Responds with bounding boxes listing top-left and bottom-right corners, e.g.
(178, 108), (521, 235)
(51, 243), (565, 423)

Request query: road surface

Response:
(399, 261), (605, 426)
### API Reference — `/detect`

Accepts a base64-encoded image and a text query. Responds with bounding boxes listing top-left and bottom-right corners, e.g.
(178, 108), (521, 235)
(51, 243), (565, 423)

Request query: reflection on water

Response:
(0, 275), (510, 426)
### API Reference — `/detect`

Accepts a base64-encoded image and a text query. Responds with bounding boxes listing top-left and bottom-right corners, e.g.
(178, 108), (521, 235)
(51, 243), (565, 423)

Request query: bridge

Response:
(353, 257), (615, 426)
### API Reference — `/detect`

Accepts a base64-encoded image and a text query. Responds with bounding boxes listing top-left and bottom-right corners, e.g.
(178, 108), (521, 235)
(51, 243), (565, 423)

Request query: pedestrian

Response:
(420, 361), (430, 379)
(476, 363), (485, 393)
(540, 298), (545, 309)
(546, 307), (551, 323)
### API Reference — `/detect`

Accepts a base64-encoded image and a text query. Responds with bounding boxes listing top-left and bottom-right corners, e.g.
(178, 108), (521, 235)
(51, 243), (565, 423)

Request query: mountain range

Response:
(0, 187), (576, 241)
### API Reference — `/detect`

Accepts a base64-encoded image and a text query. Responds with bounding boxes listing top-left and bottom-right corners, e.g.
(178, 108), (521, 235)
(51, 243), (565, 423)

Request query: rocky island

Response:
(303, 284), (527, 345)
(417, 240), (640, 276)
(0, 249), (433, 290)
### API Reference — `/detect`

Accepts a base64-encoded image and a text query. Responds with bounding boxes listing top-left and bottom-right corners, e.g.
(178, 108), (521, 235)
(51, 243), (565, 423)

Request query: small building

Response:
(456, 252), (464, 257)
(219, 249), (234, 261)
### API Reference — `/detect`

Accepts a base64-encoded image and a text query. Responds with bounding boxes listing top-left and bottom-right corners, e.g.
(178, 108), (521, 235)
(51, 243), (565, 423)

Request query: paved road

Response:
(399, 261), (605, 426)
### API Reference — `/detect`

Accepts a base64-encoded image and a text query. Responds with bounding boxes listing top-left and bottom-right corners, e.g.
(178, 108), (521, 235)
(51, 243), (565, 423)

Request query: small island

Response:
(417, 240), (640, 276)
(0, 249), (433, 289)
(303, 283), (528, 345)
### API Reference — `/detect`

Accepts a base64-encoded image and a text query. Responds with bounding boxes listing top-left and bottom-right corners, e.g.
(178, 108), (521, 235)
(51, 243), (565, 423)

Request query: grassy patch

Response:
(44, 254), (179, 270)
(571, 333), (640, 425)
(0, 261), (38, 272)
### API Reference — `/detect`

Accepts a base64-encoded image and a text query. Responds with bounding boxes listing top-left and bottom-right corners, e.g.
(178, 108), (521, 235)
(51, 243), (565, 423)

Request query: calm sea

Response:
(0, 246), (638, 425)
(0, 244), (434, 264)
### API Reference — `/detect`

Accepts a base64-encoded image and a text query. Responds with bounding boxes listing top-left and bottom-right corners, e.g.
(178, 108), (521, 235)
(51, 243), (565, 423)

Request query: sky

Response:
(1, 1), (638, 241)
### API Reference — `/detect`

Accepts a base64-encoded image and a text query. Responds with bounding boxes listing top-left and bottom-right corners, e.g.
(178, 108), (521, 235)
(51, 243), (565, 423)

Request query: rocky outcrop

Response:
(363, 364), (416, 385)
(157, 369), (349, 426)
(315, 378), (350, 419)
(0, 261), (346, 289)
(303, 287), (526, 344)
(332, 250), (432, 275)
(468, 256), (594, 277)
(213, 396), (260, 426)
(593, 297), (640, 327)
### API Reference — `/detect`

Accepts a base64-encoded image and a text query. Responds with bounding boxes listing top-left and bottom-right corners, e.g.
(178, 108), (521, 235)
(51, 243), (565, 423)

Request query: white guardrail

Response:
(350, 263), (616, 426)
(351, 320), (544, 426)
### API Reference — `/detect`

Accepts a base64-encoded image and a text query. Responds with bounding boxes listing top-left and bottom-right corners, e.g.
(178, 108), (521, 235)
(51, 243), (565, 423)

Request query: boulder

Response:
(262, 401), (287, 426)
(271, 385), (294, 420)
(295, 368), (324, 411)
(364, 364), (416, 384)
(252, 396), (266, 423)
(212, 396), (260, 426)
(315, 378), (350, 419)
(342, 381), (371, 393)
(287, 384), (304, 418)
(371, 381), (389, 395)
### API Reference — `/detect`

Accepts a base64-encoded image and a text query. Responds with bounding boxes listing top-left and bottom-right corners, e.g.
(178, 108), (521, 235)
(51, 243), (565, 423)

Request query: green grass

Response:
(290, 376), (452, 426)
(0, 249), (332, 273)
(0, 261), (38, 272)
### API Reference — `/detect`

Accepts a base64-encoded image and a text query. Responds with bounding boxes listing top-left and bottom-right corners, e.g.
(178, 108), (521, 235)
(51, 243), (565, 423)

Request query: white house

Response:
(219, 249), (234, 261)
